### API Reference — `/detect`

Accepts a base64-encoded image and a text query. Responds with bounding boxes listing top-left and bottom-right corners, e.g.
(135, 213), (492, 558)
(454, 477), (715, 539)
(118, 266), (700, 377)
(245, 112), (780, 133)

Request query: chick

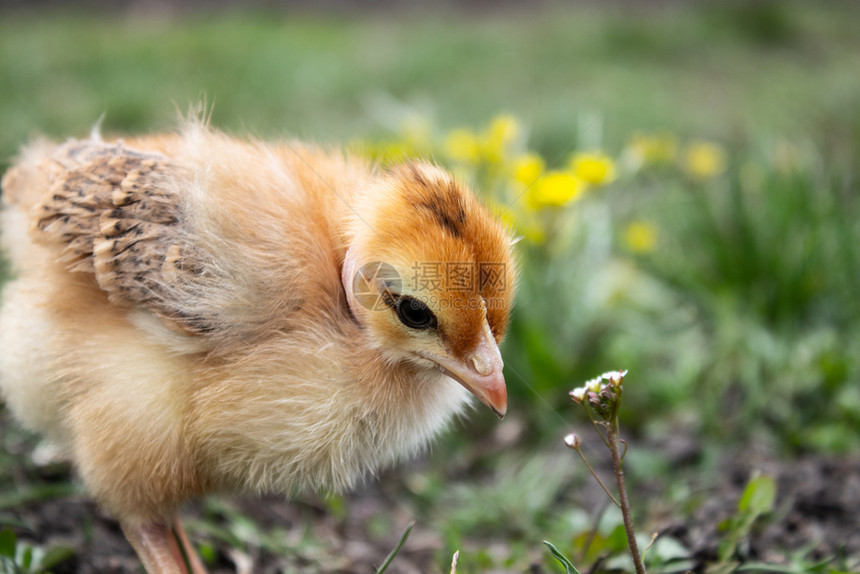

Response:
(0, 124), (517, 573)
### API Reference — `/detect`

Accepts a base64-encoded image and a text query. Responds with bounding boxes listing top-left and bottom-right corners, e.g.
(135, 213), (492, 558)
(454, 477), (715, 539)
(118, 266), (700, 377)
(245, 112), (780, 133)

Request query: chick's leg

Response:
(171, 517), (209, 574)
(123, 519), (209, 574)
(122, 517), (209, 574)
(123, 521), (184, 574)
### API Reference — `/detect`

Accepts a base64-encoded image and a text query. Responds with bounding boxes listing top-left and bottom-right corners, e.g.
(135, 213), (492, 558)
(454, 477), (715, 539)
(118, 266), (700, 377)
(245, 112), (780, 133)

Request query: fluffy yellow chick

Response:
(0, 123), (517, 573)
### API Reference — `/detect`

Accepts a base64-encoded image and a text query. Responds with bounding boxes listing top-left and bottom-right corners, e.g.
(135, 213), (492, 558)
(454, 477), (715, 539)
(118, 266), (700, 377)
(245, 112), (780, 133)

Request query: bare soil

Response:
(2, 411), (859, 573)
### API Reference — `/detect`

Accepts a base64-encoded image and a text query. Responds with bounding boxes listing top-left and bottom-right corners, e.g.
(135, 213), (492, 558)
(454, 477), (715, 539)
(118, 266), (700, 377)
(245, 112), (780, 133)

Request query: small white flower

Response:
(586, 377), (603, 393)
(601, 370), (628, 387)
(570, 387), (586, 402)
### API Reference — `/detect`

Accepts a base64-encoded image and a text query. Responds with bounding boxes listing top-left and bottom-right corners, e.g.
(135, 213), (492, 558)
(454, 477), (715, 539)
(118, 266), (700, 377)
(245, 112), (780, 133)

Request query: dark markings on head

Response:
(407, 166), (467, 238)
(424, 199), (464, 238)
(408, 163), (429, 188)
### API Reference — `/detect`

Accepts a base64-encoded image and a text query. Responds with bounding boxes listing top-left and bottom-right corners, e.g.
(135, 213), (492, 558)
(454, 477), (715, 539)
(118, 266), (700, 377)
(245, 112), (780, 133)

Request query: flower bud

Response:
(564, 433), (582, 449)
(599, 388), (617, 403)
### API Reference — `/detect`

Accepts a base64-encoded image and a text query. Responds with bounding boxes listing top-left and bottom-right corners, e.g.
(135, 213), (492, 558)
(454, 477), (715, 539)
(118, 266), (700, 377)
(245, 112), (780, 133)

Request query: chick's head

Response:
(344, 162), (517, 417)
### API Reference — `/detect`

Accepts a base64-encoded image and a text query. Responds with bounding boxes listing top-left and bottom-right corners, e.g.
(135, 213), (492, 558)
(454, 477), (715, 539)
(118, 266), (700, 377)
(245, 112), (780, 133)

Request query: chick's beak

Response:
(422, 321), (507, 419)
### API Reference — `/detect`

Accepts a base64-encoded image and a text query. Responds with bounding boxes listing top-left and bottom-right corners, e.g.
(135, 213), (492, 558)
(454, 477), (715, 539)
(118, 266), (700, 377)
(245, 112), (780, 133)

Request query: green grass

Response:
(1, 2), (859, 168)
(1, 2), (860, 572)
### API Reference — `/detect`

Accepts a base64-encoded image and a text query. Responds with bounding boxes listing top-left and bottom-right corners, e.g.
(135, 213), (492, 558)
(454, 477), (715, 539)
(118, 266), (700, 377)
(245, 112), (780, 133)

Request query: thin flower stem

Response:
(590, 419), (612, 449)
(584, 408), (612, 449)
(606, 420), (647, 574)
(574, 447), (620, 507)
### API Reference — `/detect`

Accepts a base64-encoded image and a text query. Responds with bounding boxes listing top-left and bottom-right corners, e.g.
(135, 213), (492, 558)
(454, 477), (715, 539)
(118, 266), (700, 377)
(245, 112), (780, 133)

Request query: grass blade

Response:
(374, 521), (414, 574)
(543, 540), (582, 574)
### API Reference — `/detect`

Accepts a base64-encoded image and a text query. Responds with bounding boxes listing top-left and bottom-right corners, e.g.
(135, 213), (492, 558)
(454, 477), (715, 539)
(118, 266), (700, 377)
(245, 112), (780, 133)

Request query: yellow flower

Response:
(570, 151), (616, 186)
(683, 141), (727, 180)
(528, 171), (586, 209)
(623, 221), (658, 254)
(488, 114), (520, 146)
(485, 199), (516, 230)
(349, 139), (411, 166)
(512, 211), (546, 244)
(486, 199), (545, 244)
(627, 133), (678, 165)
(444, 128), (482, 164)
(399, 115), (432, 149)
(445, 115), (520, 165)
(520, 225), (546, 244)
(483, 114), (520, 164)
(511, 153), (545, 186)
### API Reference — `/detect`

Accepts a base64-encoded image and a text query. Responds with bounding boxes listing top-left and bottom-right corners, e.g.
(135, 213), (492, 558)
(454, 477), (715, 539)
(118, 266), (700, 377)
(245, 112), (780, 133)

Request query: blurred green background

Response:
(1, 1), (860, 571)
(2, 2), (859, 166)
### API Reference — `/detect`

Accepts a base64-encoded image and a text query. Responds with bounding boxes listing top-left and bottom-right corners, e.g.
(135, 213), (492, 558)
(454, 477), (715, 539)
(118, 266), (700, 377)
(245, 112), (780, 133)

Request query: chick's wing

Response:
(32, 140), (218, 336)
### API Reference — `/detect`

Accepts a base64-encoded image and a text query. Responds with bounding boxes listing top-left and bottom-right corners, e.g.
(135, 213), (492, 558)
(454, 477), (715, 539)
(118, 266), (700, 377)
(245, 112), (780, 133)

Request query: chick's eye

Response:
(395, 296), (437, 330)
